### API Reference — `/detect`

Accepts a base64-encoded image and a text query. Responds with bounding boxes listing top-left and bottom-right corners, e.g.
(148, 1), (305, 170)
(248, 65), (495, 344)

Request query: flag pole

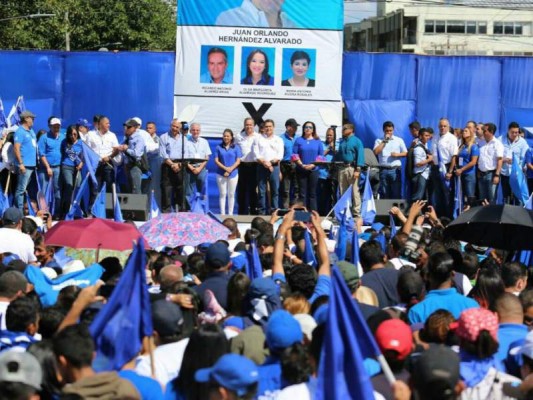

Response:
(4, 172), (10, 196)
(376, 354), (396, 385)
(145, 335), (156, 379)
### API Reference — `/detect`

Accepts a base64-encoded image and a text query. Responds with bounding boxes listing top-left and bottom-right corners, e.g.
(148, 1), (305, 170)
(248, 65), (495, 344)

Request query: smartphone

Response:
(294, 210), (311, 222)
(277, 209), (289, 216)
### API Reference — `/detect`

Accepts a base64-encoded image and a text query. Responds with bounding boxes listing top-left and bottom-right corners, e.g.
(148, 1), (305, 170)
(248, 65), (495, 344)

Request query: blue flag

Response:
(316, 267), (382, 400)
(149, 190), (160, 219)
(6, 96), (25, 127)
(361, 172), (376, 225)
(45, 179), (55, 216)
(510, 154), (529, 205)
(245, 238), (263, 281)
(518, 193), (533, 266)
(496, 181), (504, 205)
(0, 188), (8, 217)
(65, 173), (90, 220)
(335, 212), (347, 261)
(375, 232), (387, 253)
(80, 140), (101, 185)
(303, 229), (317, 268)
(453, 175), (463, 219)
(114, 194), (124, 223)
(52, 247), (73, 268)
(351, 229), (360, 266)
(91, 182), (107, 219)
(389, 213), (397, 239)
(333, 184), (353, 228)
(0, 98), (7, 130)
(90, 240), (153, 371)
(26, 192), (36, 217)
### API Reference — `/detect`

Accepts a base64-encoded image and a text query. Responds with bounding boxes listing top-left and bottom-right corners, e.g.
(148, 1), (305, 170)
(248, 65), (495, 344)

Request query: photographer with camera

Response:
(373, 121), (408, 199)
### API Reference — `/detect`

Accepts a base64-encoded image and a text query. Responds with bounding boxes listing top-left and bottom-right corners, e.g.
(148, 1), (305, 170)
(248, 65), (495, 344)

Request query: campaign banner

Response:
(175, 0), (344, 138)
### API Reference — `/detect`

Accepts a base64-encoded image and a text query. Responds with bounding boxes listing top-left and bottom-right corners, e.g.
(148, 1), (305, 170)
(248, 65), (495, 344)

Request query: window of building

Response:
(447, 20), (465, 33)
(436, 20), (445, 33)
(425, 20), (435, 33)
(478, 22), (487, 34)
(493, 21), (528, 35)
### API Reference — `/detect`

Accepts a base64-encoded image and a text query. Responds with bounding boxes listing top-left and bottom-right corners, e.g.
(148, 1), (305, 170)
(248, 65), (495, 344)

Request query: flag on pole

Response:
(453, 175), (463, 219)
(80, 141), (101, 185)
(90, 240), (153, 371)
(44, 179), (55, 217)
(303, 229), (317, 268)
(114, 196), (124, 223)
(315, 267), (383, 399)
(361, 173), (376, 225)
(335, 211), (348, 261)
(510, 154), (529, 205)
(389, 213), (397, 239)
(375, 232), (387, 253)
(91, 183), (107, 219)
(26, 192), (36, 217)
(149, 190), (160, 219)
(351, 229), (360, 266)
(6, 96), (26, 128)
(518, 193), (533, 266)
(65, 173), (90, 220)
(245, 238), (263, 281)
(0, 98), (7, 131)
(333, 184), (353, 229)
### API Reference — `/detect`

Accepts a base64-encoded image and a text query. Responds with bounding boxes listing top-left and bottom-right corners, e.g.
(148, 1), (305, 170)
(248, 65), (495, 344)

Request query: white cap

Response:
(25, 215), (43, 228)
(49, 117), (61, 126)
(132, 117), (142, 127)
(41, 267), (58, 280)
(62, 259), (85, 275)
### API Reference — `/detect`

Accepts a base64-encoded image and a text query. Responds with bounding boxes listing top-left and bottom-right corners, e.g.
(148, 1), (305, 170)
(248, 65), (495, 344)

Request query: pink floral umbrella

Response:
(139, 212), (231, 248)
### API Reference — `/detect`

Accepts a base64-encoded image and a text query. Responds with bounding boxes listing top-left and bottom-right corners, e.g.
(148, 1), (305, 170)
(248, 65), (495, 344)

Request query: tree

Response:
(0, 0), (176, 51)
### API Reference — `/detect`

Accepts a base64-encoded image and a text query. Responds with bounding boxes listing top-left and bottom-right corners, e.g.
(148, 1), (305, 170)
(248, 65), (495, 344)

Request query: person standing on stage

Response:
(235, 118), (259, 214)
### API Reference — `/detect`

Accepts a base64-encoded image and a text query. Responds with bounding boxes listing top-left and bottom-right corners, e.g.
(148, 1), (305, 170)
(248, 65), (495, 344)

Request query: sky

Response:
(344, 1), (377, 24)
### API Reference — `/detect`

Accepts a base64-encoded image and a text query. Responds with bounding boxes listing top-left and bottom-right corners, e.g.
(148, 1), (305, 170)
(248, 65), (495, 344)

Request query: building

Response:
(345, 0), (533, 55)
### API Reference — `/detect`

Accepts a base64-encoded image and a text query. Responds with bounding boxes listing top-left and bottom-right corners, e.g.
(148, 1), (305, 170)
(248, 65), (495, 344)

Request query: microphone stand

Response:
(180, 131), (186, 212)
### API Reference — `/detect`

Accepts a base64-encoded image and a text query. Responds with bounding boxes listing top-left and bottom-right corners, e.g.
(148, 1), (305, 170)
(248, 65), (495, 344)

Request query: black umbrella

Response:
(444, 204), (533, 251)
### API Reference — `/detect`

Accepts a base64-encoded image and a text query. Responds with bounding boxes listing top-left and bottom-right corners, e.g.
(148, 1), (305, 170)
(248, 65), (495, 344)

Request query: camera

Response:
(400, 225), (424, 262)
(181, 121), (189, 131)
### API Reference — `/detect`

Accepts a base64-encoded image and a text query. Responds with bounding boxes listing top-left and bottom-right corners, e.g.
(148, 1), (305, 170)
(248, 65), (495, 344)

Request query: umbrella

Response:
(45, 219), (146, 261)
(139, 212), (230, 248)
(444, 204), (533, 251)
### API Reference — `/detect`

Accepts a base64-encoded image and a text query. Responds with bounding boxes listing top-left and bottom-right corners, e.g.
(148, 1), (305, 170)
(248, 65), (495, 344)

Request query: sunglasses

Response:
(304, 126), (313, 130)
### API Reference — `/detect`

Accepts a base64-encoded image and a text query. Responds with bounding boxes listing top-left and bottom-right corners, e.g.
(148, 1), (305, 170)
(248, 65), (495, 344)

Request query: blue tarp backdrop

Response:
(1, 51), (533, 212)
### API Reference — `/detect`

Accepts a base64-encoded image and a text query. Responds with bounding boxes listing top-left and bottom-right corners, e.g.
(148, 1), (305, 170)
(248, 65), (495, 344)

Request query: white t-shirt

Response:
(0, 301), (9, 331)
(0, 228), (36, 263)
(135, 338), (189, 389)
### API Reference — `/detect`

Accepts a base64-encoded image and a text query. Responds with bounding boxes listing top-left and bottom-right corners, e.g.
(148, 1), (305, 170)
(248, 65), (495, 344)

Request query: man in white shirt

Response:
(0, 208), (37, 263)
(411, 128), (433, 202)
(186, 123), (211, 206)
(85, 116), (122, 199)
(429, 118), (458, 218)
(254, 119), (284, 214)
(478, 123), (504, 204)
(216, 0), (296, 28)
(0, 270), (28, 331)
(145, 121), (162, 205)
(236, 118), (259, 215)
(500, 121), (529, 205)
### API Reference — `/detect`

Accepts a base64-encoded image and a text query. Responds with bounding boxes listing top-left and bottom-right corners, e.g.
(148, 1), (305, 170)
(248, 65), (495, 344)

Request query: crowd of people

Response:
(2, 111), (531, 221)
(0, 181), (532, 399)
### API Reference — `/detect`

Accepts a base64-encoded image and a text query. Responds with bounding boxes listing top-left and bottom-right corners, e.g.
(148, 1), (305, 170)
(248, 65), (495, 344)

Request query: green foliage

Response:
(0, 0), (176, 51)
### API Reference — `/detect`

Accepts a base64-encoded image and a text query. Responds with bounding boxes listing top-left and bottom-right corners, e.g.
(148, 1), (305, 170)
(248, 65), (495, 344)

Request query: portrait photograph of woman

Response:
(240, 47), (275, 86)
(282, 49), (316, 87)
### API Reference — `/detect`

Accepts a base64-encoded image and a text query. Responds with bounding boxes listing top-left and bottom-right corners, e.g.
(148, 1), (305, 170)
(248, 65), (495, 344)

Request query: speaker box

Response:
(374, 199), (407, 224)
(105, 193), (148, 221)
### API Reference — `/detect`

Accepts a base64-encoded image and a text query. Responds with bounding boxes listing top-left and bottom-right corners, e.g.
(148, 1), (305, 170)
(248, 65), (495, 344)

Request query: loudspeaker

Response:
(374, 199), (407, 224)
(105, 193), (148, 221)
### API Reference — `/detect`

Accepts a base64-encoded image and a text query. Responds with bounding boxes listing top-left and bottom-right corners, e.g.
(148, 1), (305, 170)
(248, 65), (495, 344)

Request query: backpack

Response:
(406, 143), (430, 179)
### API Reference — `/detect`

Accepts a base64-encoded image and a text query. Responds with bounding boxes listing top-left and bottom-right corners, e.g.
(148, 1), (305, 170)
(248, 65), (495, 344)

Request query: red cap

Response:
(375, 319), (413, 360)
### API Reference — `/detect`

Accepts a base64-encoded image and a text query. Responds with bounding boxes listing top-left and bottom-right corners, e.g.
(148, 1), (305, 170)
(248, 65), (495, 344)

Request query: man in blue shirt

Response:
(280, 118), (299, 209)
(38, 117), (64, 217)
(333, 123), (365, 219)
(495, 293), (528, 369)
(500, 121), (529, 205)
(187, 123), (211, 208)
(13, 111), (37, 209)
(117, 118), (147, 194)
(373, 121), (408, 199)
(200, 47), (232, 84)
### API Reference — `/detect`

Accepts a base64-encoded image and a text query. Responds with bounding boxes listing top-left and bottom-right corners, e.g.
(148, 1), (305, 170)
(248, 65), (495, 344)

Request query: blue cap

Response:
(2, 207), (23, 225)
(76, 118), (90, 128)
(205, 242), (230, 268)
(195, 354), (259, 396)
(266, 310), (303, 351)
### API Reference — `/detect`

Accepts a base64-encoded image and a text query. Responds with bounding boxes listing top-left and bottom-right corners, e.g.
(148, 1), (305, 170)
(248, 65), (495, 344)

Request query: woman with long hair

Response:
(317, 127), (336, 215)
(214, 129), (242, 215)
(451, 127), (479, 206)
(59, 125), (83, 217)
(241, 49), (273, 86)
(292, 121), (323, 211)
(166, 323), (230, 400)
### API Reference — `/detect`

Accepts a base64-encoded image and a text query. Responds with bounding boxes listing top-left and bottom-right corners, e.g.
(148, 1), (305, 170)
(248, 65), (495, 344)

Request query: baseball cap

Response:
(336, 261), (359, 288)
(412, 345), (460, 399)
(76, 118), (90, 128)
(132, 117), (142, 126)
(195, 354), (259, 396)
(265, 310), (303, 352)
(3, 207), (23, 225)
(456, 308), (498, 343)
(375, 319), (413, 360)
(123, 118), (140, 128)
(151, 300), (184, 337)
(205, 242), (230, 268)
(0, 350), (42, 390)
(49, 117), (61, 126)
(19, 111), (35, 119)
(285, 118), (300, 128)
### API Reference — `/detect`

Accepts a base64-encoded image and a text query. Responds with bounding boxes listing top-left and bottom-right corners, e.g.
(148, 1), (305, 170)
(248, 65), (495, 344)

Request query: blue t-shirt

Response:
(61, 140), (83, 167)
(496, 323), (528, 365)
(408, 288), (479, 324)
(14, 126), (37, 167)
(38, 131), (64, 167)
(272, 273), (330, 304)
(280, 132), (296, 161)
(292, 137), (323, 169)
(457, 144), (480, 175)
(318, 143), (333, 180)
(118, 370), (163, 400)
(215, 144), (242, 178)
(334, 134), (365, 167)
